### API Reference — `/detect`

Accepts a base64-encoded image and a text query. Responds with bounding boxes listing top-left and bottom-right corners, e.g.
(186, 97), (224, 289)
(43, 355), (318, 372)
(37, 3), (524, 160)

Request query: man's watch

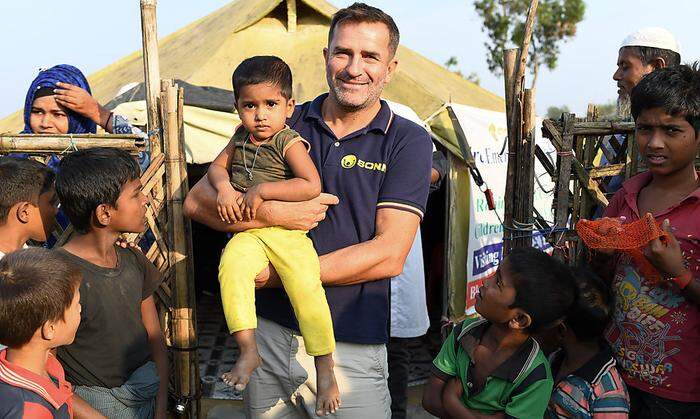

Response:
(667, 270), (693, 289)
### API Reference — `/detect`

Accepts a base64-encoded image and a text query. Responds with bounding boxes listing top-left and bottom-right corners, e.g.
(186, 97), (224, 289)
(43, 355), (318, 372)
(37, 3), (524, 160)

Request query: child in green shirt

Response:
(423, 248), (576, 418)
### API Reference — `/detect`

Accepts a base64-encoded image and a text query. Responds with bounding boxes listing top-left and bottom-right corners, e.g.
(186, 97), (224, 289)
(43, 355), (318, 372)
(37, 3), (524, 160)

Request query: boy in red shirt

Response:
(0, 248), (92, 418)
(601, 63), (700, 416)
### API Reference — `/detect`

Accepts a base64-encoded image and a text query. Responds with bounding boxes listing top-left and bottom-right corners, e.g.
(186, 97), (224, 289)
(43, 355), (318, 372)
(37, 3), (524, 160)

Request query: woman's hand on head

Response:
(54, 82), (111, 129)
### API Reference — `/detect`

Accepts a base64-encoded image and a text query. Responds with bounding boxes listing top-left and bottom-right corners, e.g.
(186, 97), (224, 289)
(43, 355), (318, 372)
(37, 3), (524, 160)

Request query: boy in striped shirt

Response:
(544, 269), (630, 418)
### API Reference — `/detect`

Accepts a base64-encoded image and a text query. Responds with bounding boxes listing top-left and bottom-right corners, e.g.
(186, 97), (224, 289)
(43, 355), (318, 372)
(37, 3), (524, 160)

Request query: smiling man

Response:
(183, 3), (432, 418)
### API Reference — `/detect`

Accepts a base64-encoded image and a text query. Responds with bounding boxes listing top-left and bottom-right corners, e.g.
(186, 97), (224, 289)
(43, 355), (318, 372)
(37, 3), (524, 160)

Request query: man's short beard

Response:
(327, 76), (384, 113)
(617, 94), (631, 119)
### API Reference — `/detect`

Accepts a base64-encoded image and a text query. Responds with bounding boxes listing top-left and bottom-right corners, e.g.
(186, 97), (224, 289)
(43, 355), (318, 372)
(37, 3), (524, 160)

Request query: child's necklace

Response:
(243, 135), (264, 181)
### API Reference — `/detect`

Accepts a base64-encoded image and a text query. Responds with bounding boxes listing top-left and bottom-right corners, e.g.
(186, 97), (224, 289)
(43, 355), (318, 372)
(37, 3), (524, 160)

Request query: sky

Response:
(1, 0), (698, 120)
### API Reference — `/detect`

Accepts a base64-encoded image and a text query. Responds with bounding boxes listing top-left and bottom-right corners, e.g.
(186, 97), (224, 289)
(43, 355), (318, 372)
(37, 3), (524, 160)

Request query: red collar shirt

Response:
(602, 171), (700, 402)
(0, 349), (73, 418)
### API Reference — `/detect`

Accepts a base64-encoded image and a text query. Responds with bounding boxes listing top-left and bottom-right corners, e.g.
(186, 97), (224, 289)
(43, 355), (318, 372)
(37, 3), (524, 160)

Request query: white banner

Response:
(447, 104), (557, 314)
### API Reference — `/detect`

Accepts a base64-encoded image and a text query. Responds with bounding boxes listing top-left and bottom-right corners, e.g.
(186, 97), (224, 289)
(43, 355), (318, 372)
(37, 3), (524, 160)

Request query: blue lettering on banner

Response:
(472, 232), (551, 277)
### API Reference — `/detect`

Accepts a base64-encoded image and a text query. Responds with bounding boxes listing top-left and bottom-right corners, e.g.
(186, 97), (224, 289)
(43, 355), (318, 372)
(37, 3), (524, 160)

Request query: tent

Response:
(0, 0), (503, 133)
(0, 0), (509, 324)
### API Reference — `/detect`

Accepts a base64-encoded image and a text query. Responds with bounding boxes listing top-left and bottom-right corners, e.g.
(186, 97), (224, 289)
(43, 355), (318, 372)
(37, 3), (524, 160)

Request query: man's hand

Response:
(54, 82), (110, 127)
(644, 217), (686, 277)
(276, 193), (338, 231)
(239, 185), (264, 221)
(217, 184), (243, 223)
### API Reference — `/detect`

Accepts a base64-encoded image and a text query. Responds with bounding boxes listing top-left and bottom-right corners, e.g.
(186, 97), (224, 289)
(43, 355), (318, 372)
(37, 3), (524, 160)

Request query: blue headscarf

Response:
(21, 64), (97, 134)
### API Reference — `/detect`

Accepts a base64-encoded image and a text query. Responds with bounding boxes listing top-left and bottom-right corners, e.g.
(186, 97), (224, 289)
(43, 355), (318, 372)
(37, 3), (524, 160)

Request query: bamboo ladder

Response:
(0, 1), (199, 416)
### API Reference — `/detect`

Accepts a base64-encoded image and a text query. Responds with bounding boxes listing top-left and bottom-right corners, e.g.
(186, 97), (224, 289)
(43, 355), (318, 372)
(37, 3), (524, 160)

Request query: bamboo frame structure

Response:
(0, 2), (199, 417)
(0, 134), (144, 155)
(502, 0), (539, 254)
(541, 111), (640, 263)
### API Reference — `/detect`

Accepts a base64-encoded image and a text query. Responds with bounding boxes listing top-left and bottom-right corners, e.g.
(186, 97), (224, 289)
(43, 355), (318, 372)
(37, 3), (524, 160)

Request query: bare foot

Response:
(315, 355), (341, 416)
(221, 350), (261, 391)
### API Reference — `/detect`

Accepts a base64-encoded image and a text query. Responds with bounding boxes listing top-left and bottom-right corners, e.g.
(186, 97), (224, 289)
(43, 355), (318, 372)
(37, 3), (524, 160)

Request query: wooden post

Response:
(513, 89), (536, 248)
(286, 0), (297, 33)
(161, 79), (199, 418)
(513, 0), (539, 98)
(140, 0), (161, 156)
(553, 113), (575, 261)
(502, 49), (518, 255)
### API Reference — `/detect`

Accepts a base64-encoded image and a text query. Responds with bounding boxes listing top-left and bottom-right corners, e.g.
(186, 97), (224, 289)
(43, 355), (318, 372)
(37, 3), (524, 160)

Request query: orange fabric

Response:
(576, 213), (669, 283)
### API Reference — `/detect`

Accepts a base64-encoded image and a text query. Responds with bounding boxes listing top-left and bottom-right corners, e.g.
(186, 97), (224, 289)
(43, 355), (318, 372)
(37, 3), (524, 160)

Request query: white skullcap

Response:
(620, 27), (680, 54)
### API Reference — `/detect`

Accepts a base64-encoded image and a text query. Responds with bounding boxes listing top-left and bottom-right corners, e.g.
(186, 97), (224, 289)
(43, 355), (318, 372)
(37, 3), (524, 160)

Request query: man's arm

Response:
(318, 208), (419, 285)
(141, 296), (168, 419)
(183, 176), (337, 233)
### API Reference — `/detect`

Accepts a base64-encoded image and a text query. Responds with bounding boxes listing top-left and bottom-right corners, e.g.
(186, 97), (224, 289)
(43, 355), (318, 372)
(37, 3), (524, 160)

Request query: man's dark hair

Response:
(56, 148), (140, 234)
(0, 248), (81, 348)
(631, 62), (700, 132)
(232, 56), (293, 102)
(623, 46), (681, 68)
(0, 157), (54, 224)
(505, 247), (576, 333)
(565, 268), (613, 342)
(329, 2), (400, 57)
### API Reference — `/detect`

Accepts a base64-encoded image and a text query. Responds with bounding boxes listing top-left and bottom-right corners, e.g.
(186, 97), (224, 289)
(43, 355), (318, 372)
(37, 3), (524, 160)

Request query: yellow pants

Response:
(218, 227), (335, 356)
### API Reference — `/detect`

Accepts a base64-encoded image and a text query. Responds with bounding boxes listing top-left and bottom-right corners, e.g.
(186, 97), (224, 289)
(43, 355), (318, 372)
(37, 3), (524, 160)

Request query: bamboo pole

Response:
(161, 79), (198, 418)
(502, 49), (518, 255)
(513, 0), (539, 99)
(286, 0), (297, 33)
(553, 113), (575, 261)
(140, 0), (161, 156)
(0, 134), (144, 154)
(513, 89), (536, 248)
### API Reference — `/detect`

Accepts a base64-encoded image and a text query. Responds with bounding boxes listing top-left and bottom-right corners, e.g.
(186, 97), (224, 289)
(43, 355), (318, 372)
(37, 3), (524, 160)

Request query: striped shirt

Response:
(0, 349), (73, 418)
(546, 346), (630, 418)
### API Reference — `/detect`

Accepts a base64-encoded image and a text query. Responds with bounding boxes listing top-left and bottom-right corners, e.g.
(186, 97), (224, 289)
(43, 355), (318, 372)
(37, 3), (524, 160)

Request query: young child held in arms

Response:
(423, 247), (576, 418)
(0, 248), (83, 418)
(542, 268), (630, 418)
(54, 148), (168, 418)
(599, 64), (700, 417)
(0, 157), (58, 258)
(208, 55), (339, 415)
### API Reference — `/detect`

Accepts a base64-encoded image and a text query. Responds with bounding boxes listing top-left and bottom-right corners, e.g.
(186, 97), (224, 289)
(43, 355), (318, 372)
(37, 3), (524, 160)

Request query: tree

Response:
(546, 105), (570, 119)
(444, 56), (481, 85)
(473, 0), (585, 88)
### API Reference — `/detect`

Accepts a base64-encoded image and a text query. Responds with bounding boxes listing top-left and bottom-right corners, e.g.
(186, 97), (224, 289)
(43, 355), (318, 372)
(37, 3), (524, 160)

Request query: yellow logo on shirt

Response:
(341, 154), (386, 172)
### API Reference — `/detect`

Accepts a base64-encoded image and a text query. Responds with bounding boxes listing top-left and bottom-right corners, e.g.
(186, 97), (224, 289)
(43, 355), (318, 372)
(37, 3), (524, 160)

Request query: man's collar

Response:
(0, 349), (72, 409)
(305, 93), (395, 136)
(457, 318), (541, 383)
(551, 345), (617, 385)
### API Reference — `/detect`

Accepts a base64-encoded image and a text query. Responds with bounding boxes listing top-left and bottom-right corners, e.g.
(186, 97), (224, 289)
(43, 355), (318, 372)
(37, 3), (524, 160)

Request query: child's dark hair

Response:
(56, 148), (140, 234)
(232, 56), (293, 102)
(0, 157), (55, 225)
(631, 62), (700, 132)
(565, 267), (613, 342)
(505, 247), (575, 333)
(0, 248), (81, 348)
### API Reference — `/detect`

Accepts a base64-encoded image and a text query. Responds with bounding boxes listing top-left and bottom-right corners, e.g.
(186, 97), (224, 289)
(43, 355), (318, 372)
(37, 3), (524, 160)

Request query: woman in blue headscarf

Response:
(22, 64), (149, 169)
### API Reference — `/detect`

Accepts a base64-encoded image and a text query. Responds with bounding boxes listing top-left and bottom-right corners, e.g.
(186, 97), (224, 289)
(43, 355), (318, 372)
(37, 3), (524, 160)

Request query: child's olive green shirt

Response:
(432, 317), (554, 419)
(229, 125), (309, 191)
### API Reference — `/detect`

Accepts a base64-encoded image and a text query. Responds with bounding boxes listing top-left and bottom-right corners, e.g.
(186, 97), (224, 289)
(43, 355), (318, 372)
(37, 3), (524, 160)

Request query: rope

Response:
(59, 134), (78, 155)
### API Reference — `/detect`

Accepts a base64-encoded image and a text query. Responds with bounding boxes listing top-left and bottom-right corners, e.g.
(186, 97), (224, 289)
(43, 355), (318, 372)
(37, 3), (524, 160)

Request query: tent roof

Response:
(0, 0), (504, 132)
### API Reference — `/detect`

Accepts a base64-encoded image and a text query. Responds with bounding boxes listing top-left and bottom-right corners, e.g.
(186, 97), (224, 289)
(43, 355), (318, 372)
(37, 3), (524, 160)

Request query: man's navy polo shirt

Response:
(256, 93), (432, 344)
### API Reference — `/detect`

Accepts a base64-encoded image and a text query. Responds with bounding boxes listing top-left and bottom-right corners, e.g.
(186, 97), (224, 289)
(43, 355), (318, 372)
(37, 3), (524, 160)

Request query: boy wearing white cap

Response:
(614, 27), (681, 113)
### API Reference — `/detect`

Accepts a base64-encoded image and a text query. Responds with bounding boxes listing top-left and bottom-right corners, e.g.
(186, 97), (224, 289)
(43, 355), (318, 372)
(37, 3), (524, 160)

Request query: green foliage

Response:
(593, 100), (617, 119)
(473, 0), (585, 85)
(546, 104), (570, 119)
(444, 56), (481, 85)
